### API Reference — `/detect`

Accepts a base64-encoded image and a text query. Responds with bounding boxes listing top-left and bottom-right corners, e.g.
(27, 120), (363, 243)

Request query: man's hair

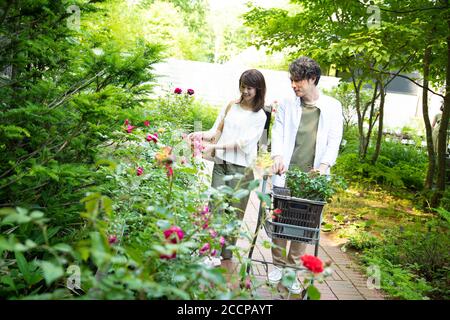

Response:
(289, 56), (321, 86)
(239, 69), (266, 112)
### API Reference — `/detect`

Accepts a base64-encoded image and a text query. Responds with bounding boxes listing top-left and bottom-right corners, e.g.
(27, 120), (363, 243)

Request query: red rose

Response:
(160, 252), (176, 260)
(108, 235), (118, 245)
(187, 88), (194, 95)
(301, 255), (324, 273)
(174, 87), (182, 94)
(124, 119), (129, 126)
(137, 167), (144, 176)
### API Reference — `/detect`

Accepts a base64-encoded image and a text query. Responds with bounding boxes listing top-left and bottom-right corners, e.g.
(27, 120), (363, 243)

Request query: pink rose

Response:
(163, 226), (184, 244)
(199, 243), (210, 255)
(146, 133), (158, 143)
(219, 236), (225, 247)
(126, 125), (135, 133)
(166, 165), (173, 177)
(137, 167), (144, 176)
(144, 120), (150, 127)
(209, 229), (218, 238)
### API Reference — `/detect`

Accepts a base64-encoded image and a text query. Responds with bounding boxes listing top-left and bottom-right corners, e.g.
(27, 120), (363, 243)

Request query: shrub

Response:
(286, 168), (347, 202)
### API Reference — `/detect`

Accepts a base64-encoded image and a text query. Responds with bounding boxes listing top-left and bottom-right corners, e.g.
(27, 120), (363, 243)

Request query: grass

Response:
(322, 187), (434, 241)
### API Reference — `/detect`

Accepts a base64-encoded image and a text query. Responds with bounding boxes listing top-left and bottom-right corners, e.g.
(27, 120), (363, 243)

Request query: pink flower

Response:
(166, 165), (173, 177)
(144, 120), (150, 127)
(209, 229), (218, 238)
(146, 133), (158, 143)
(137, 167), (144, 176)
(200, 206), (209, 215)
(124, 119), (129, 126)
(199, 243), (210, 255)
(174, 87), (182, 94)
(202, 223), (209, 230)
(219, 236), (226, 247)
(108, 235), (118, 245)
(211, 249), (217, 256)
(244, 277), (252, 290)
(126, 125), (135, 133)
(187, 88), (194, 95)
(273, 208), (282, 215)
(163, 226), (184, 244)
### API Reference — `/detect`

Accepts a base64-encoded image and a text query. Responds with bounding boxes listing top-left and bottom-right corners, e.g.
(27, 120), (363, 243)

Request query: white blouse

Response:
(207, 103), (267, 167)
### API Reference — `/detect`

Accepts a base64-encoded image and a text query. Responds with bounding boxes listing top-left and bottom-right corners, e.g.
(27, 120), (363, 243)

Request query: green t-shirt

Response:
(290, 101), (321, 172)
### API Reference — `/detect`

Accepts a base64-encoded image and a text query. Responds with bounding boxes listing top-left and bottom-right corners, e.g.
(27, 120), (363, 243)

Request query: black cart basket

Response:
(264, 186), (326, 250)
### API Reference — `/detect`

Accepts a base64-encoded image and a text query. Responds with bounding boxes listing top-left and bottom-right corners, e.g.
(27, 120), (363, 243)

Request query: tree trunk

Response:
(371, 80), (385, 164)
(431, 6), (450, 207)
(352, 77), (364, 159)
(362, 81), (379, 159)
(422, 43), (436, 191)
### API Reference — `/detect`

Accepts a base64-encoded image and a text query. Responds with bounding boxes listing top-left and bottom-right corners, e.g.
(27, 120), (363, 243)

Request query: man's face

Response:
(290, 76), (316, 97)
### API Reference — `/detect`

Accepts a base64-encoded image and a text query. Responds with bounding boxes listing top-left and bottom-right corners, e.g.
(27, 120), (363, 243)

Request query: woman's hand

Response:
(187, 132), (203, 144)
(202, 143), (216, 156)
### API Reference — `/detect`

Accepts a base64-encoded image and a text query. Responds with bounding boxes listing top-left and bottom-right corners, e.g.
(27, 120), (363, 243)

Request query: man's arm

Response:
(271, 100), (286, 174)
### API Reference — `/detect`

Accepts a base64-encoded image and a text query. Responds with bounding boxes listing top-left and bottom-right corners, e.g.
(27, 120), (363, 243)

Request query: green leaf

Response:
(306, 285), (321, 300)
(38, 261), (64, 286)
(233, 189), (249, 199)
(52, 243), (73, 253)
(321, 223), (333, 232)
(247, 179), (260, 191)
(15, 251), (31, 284)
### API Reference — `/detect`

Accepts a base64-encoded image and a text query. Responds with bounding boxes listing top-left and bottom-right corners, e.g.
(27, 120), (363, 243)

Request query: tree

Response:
(0, 0), (162, 217)
(244, 0), (450, 207)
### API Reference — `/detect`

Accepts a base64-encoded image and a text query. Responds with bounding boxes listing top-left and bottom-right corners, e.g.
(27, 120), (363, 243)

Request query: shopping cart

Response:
(246, 174), (326, 299)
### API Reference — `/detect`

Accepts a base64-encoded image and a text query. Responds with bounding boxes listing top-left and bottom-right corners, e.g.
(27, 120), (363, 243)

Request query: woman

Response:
(188, 69), (267, 261)
(432, 104), (444, 154)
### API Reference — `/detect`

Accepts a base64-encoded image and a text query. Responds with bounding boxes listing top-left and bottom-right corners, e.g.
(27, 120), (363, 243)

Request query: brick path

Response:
(230, 183), (385, 300)
(201, 160), (384, 300)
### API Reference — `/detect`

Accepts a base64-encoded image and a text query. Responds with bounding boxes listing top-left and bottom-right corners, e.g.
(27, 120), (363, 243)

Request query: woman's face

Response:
(240, 85), (257, 103)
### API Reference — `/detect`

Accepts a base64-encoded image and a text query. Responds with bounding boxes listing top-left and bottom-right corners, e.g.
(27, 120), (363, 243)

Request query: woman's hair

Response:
(289, 56), (321, 86)
(239, 69), (266, 112)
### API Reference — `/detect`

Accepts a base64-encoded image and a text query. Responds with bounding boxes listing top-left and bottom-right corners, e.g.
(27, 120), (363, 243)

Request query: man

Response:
(268, 56), (343, 294)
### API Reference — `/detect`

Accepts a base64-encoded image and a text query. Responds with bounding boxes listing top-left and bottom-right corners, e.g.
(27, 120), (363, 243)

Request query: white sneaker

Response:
(201, 256), (222, 268)
(267, 266), (283, 284)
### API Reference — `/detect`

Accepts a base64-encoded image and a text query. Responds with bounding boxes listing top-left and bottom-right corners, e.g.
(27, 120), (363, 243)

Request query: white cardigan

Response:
(207, 103), (267, 167)
(271, 93), (343, 187)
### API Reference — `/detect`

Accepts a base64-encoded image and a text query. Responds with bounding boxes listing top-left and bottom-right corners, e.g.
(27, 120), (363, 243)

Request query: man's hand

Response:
(318, 163), (329, 175)
(272, 155), (286, 175)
